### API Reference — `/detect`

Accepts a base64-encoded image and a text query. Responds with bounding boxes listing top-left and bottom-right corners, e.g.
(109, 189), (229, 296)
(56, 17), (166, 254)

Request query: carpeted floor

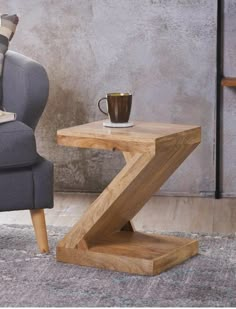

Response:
(0, 225), (236, 307)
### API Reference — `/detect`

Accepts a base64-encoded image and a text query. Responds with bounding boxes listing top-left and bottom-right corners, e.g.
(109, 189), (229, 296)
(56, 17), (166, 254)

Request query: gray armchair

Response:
(0, 51), (53, 252)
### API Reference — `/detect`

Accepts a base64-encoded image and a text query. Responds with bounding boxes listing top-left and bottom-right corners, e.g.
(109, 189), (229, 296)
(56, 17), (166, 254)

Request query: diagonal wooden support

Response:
(58, 143), (197, 249)
(121, 152), (136, 232)
(56, 120), (201, 275)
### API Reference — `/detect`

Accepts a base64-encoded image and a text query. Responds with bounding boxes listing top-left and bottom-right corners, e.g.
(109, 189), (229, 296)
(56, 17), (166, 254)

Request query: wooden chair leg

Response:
(30, 209), (49, 253)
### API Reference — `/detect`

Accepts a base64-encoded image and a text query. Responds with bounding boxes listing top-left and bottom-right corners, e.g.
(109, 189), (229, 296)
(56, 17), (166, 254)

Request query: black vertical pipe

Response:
(215, 0), (223, 199)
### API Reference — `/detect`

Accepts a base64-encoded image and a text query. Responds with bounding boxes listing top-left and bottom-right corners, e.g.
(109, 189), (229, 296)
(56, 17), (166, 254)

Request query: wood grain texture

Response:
(30, 209), (49, 253)
(57, 232), (198, 275)
(221, 77), (236, 87)
(56, 120), (201, 275)
(57, 120), (201, 153)
(121, 152), (136, 232)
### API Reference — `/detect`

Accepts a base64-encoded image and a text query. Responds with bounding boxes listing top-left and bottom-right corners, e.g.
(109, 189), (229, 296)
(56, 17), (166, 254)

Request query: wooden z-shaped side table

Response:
(57, 120), (201, 275)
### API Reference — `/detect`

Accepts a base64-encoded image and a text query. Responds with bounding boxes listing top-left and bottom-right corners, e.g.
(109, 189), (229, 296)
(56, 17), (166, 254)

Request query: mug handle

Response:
(98, 97), (108, 115)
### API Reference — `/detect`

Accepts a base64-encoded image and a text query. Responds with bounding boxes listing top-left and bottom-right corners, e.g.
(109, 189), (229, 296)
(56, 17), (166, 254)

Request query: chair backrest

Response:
(2, 50), (49, 130)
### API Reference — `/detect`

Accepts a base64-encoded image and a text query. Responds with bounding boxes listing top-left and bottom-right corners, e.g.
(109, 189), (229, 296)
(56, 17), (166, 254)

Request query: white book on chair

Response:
(0, 110), (16, 124)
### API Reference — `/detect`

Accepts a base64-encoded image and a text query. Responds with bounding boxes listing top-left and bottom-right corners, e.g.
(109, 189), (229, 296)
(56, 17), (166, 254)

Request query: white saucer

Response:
(103, 121), (134, 128)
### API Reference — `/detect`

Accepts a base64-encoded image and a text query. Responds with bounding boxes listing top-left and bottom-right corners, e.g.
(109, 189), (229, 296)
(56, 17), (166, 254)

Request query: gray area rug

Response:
(0, 225), (236, 307)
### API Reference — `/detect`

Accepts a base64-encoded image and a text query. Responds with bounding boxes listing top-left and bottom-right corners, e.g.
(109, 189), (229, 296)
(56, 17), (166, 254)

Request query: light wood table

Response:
(56, 120), (201, 275)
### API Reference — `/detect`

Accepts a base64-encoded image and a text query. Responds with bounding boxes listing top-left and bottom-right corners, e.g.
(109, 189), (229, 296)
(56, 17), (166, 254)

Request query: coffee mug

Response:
(98, 92), (132, 123)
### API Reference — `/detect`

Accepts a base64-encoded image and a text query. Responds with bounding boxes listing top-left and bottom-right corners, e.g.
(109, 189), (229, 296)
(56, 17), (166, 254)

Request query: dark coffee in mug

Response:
(98, 93), (132, 123)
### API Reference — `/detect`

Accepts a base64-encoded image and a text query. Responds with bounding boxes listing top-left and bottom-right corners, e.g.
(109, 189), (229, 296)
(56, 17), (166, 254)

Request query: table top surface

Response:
(57, 120), (201, 152)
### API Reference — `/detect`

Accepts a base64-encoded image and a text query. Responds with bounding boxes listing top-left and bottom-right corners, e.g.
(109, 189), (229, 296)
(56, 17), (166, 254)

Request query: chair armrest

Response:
(2, 50), (49, 130)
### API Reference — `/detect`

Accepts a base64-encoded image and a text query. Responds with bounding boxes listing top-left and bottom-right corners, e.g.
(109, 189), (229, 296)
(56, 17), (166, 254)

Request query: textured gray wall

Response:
(223, 0), (236, 196)
(0, 0), (217, 195)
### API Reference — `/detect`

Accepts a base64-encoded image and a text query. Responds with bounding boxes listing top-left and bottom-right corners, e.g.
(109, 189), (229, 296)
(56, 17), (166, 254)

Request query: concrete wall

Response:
(0, 0), (217, 195)
(222, 0), (236, 196)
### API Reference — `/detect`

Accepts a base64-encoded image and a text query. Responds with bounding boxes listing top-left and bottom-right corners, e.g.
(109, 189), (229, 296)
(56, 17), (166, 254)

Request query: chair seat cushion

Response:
(0, 121), (37, 169)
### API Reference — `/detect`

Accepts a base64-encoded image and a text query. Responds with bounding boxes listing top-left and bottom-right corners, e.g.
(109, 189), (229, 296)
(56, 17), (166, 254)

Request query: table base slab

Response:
(56, 231), (198, 275)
